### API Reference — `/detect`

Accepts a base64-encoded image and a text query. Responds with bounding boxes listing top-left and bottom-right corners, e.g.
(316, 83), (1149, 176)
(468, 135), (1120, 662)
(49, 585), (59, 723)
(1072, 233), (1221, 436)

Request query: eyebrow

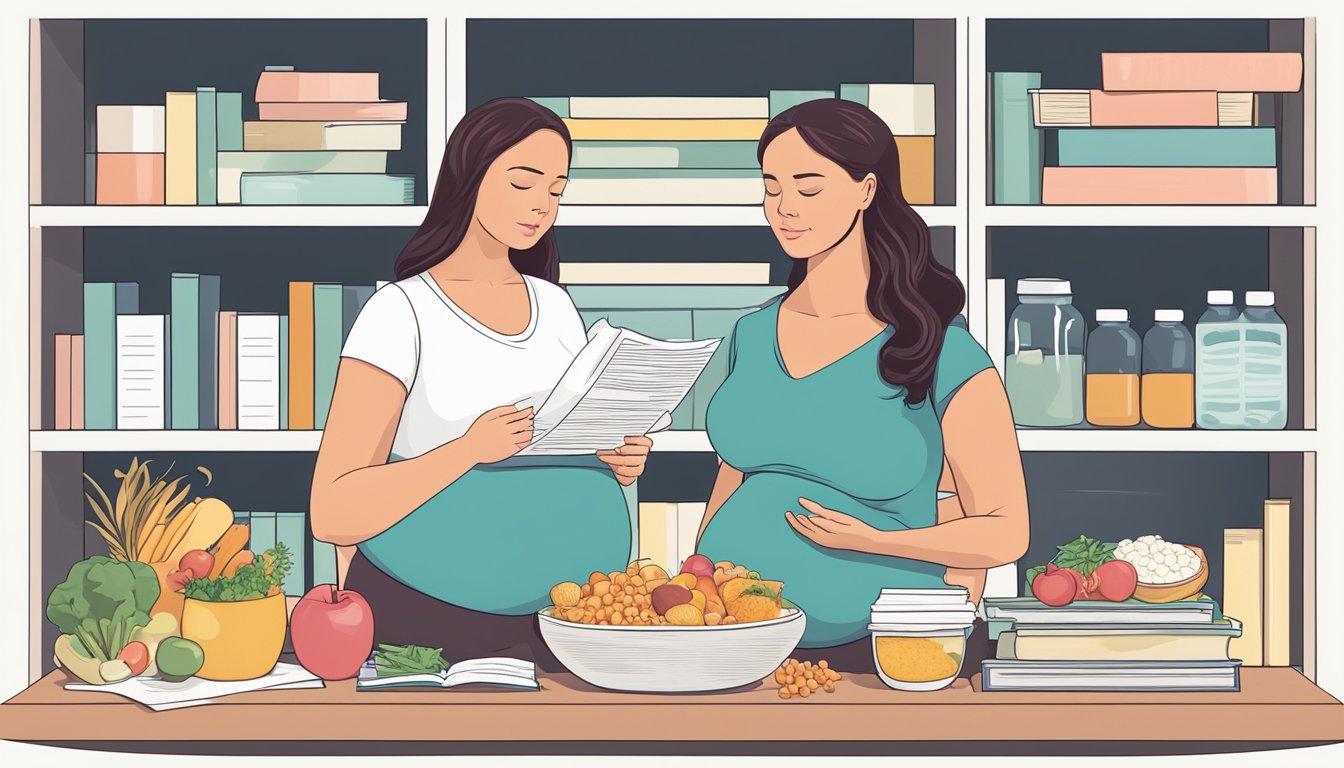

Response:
(761, 173), (825, 181)
(508, 166), (567, 180)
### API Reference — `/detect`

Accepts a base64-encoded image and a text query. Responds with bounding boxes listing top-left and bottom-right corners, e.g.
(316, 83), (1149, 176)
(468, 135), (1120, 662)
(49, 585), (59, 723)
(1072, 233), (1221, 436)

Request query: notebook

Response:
(356, 656), (539, 691)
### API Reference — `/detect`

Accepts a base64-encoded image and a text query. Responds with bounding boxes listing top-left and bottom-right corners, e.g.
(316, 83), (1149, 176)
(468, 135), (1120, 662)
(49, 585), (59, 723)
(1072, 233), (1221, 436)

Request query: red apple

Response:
(290, 584), (375, 680)
(178, 549), (215, 580)
(680, 554), (715, 579)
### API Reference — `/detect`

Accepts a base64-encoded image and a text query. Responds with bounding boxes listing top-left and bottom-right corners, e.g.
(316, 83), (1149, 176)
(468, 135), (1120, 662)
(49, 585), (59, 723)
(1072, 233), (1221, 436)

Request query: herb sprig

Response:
(374, 643), (448, 677)
(182, 543), (291, 602)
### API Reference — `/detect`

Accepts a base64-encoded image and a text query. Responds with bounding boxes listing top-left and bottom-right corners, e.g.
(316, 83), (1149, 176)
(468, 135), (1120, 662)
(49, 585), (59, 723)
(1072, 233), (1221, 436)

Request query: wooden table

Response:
(3, 668), (1343, 755)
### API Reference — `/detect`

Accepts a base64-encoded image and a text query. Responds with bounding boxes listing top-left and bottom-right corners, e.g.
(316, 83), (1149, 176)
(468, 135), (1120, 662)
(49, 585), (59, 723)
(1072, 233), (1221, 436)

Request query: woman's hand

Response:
(784, 498), (882, 553)
(463, 405), (534, 464)
(596, 435), (653, 487)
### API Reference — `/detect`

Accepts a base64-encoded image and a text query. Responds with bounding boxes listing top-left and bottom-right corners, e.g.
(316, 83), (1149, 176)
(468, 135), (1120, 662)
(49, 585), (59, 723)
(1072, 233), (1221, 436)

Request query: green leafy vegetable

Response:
(375, 643), (447, 677)
(45, 556), (160, 663)
(182, 544), (292, 602)
(1052, 534), (1115, 576)
(736, 583), (779, 601)
(1024, 564), (1047, 593)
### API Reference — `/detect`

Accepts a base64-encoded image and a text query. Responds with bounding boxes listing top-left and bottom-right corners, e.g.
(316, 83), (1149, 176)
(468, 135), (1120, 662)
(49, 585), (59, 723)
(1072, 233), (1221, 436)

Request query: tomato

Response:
(1094, 559), (1139, 602)
(116, 640), (150, 676)
(1031, 564), (1076, 607)
(178, 549), (216, 580)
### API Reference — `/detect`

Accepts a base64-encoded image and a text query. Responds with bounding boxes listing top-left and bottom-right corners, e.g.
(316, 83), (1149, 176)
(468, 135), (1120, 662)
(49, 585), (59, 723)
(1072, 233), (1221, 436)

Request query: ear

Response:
(858, 173), (877, 211)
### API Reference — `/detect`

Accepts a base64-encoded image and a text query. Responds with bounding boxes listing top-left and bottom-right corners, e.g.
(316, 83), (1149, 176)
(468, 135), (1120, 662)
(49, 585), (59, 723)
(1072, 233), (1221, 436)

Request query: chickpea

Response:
(630, 575), (644, 587)
(774, 669), (787, 685)
(610, 613), (623, 625)
(799, 686), (811, 698)
(593, 581), (611, 598)
(823, 681), (835, 693)
(787, 684), (799, 695)
(778, 688), (791, 700)
(581, 583), (593, 598)
(624, 585), (636, 596)
(818, 660), (829, 670)
(588, 571), (609, 587)
(634, 594), (647, 606)
(614, 573), (629, 586)
(804, 670), (814, 680)
(602, 594), (614, 606)
(806, 679), (819, 691)
(784, 675), (794, 686)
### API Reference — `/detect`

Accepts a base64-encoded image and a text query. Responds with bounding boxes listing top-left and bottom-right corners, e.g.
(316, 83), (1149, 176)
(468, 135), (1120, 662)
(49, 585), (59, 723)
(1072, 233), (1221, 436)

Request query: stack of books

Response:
(95, 105), (167, 204)
(981, 597), (1243, 692)
(993, 52), (1302, 204)
(1223, 499), (1294, 667)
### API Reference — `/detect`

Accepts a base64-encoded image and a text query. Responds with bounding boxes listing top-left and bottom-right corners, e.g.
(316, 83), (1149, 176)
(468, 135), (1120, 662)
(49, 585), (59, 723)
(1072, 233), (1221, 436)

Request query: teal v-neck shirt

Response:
(700, 298), (993, 647)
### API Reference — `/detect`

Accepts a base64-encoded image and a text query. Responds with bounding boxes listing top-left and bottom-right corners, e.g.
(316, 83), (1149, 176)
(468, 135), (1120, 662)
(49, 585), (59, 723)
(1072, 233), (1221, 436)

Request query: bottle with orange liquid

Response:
(1142, 309), (1195, 428)
(1086, 309), (1141, 428)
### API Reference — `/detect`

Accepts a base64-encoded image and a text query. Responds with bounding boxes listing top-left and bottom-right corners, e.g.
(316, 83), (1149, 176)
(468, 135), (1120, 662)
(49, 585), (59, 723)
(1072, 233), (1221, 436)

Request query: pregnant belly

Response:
(698, 473), (945, 647)
(359, 464), (631, 615)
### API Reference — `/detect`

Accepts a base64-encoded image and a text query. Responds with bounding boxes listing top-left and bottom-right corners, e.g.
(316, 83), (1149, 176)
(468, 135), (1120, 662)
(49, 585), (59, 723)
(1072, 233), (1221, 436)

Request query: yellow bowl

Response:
(1132, 545), (1209, 604)
(182, 592), (287, 681)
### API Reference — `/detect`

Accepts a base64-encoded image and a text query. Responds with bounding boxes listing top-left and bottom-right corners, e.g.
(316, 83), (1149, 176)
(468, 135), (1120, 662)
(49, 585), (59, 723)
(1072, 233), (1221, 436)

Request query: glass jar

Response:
(1195, 290), (1242, 429)
(870, 626), (972, 692)
(1086, 308), (1142, 427)
(1006, 278), (1086, 427)
(1239, 291), (1288, 430)
(1142, 309), (1195, 428)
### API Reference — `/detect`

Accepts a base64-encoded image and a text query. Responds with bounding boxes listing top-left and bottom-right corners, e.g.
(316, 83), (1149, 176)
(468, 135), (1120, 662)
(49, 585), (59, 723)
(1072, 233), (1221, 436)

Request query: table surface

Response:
(3, 667), (1343, 756)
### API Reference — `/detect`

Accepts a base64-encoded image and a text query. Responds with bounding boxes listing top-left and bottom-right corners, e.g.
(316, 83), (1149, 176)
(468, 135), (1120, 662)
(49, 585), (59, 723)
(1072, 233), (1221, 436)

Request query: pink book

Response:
(55, 335), (72, 430)
(96, 153), (165, 205)
(71, 335), (85, 430)
(1043, 167), (1278, 205)
(1101, 52), (1302, 93)
(218, 311), (238, 430)
(255, 71), (380, 103)
(1090, 90), (1218, 126)
(257, 101), (408, 122)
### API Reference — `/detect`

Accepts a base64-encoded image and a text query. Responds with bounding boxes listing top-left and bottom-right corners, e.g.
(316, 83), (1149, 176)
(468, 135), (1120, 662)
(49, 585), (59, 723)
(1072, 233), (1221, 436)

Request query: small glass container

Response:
(869, 625), (973, 692)
(1006, 278), (1087, 427)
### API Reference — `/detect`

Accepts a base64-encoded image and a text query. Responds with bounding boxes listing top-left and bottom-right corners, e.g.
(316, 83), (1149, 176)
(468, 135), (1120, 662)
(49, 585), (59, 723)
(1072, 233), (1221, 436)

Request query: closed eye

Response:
(799, 189), (821, 197)
(511, 183), (534, 191)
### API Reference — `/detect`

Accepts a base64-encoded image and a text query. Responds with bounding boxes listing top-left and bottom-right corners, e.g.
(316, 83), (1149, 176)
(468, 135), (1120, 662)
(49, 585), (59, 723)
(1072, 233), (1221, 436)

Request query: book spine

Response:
(95, 154), (165, 205)
(992, 72), (1043, 204)
(255, 71), (380, 103)
(567, 168), (763, 179)
(838, 83), (870, 106)
(216, 311), (237, 430)
(1224, 528), (1264, 666)
(71, 336), (85, 429)
(768, 90), (835, 119)
(287, 283), (314, 430)
(248, 511), (277, 558)
(216, 92), (244, 152)
(637, 502), (676, 572)
(256, 101), (408, 122)
(341, 285), (375, 342)
(1101, 52), (1303, 92)
(165, 91), (197, 205)
(236, 314), (281, 430)
(561, 119), (768, 142)
(170, 274), (200, 429)
(276, 512), (307, 596)
(560, 177), (765, 205)
(1055, 128), (1277, 167)
(525, 96), (570, 118)
(83, 284), (115, 429)
(195, 87), (217, 205)
(1042, 167), (1277, 204)
(54, 334), (72, 430)
(570, 141), (760, 170)
(894, 136), (934, 205)
(240, 173), (415, 205)
(1263, 499), (1291, 666)
(568, 96), (768, 119)
(279, 316), (289, 429)
(95, 105), (166, 153)
(867, 84), (937, 135)
(116, 314), (168, 430)
(198, 275), (221, 429)
(1218, 93), (1254, 127)
(217, 150), (390, 173)
(1088, 90), (1219, 127)
(312, 284), (344, 428)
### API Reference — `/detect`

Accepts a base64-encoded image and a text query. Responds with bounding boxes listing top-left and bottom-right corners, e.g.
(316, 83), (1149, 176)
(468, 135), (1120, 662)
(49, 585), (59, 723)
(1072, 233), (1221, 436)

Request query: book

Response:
(217, 151), (388, 205)
(637, 502), (678, 572)
(519, 319), (719, 455)
(526, 96), (570, 118)
(357, 656), (538, 691)
(248, 511), (277, 556)
(116, 314), (170, 430)
(1220, 92), (1255, 127)
(96, 105), (165, 153)
(569, 96), (768, 119)
(84, 283), (140, 429)
(995, 620), (1242, 661)
(195, 87), (217, 206)
(991, 72), (1042, 204)
(55, 334), (73, 429)
(341, 285), (376, 342)
(165, 91), (197, 205)
(216, 311), (237, 430)
(1055, 128), (1276, 167)
(236, 313), (282, 430)
(95, 154), (164, 205)
(170, 273), (222, 429)
(768, 90), (836, 118)
(561, 119), (768, 142)
(1032, 89), (1219, 127)
(893, 136), (934, 205)
(1263, 500), (1290, 666)
(244, 121), (403, 152)
(216, 92), (244, 152)
(255, 71), (380, 103)
(570, 141), (760, 170)
(312, 284), (344, 428)
(240, 173), (416, 205)
(980, 659), (1240, 692)
(841, 83), (936, 135)
(71, 335), (85, 430)
(1224, 527), (1263, 666)
(1101, 52), (1303, 93)
(312, 538), (338, 587)
(257, 101), (408, 122)
(288, 282), (315, 430)
(66, 661), (322, 711)
(984, 597), (1218, 626)
(276, 512), (306, 596)
(278, 316), (289, 428)
(560, 177), (764, 205)
(1041, 166), (1277, 204)
(568, 168), (765, 180)
(558, 262), (770, 285)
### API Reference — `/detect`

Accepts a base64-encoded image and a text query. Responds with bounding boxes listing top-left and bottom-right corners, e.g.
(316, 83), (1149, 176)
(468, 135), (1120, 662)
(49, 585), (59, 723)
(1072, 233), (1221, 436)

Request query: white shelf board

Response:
(555, 205), (959, 228)
(28, 205), (430, 228)
(1015, 429), (1317, 453)
(979, 205), (1319, 229)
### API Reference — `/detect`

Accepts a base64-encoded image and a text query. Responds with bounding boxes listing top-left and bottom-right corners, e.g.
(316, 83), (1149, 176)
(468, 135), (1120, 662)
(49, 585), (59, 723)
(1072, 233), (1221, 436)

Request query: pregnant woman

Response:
(697, 99), (1029, 670)
(310, 98), (650, 670)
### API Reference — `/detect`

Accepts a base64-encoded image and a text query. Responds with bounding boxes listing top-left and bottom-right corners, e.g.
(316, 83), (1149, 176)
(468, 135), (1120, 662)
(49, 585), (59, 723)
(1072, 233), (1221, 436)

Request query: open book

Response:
(356, 656), (539, 691)
(519, 319), (720, 456)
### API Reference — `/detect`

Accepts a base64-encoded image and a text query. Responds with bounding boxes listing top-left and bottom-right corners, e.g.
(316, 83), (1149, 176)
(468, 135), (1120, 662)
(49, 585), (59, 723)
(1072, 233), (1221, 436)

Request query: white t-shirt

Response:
(340, 272), (588, 460)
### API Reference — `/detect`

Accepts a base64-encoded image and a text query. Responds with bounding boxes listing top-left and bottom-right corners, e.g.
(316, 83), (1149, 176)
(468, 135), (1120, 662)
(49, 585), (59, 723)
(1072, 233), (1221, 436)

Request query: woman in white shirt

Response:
(310, 98), (651, 670)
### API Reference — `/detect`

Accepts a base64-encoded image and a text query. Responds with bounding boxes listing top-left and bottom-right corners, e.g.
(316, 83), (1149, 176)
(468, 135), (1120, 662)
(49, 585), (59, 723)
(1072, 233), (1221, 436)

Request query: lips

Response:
(518, 222), (541, 236)
(779, 226), (807, 241)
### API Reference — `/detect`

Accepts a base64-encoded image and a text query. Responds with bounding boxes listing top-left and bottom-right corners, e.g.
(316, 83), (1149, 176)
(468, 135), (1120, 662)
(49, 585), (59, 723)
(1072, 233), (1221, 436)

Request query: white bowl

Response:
(537, 606), (806, 693)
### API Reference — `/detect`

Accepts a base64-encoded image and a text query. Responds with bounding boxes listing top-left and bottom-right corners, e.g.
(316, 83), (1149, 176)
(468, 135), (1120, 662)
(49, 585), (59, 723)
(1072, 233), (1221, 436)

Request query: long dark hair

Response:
(394, 98), (571, 282)
(759, 99), (965, 405)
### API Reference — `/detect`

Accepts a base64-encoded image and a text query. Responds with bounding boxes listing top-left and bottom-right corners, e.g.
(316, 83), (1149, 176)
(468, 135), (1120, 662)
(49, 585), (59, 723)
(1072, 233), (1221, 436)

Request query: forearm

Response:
(872, 510), (1028, 569)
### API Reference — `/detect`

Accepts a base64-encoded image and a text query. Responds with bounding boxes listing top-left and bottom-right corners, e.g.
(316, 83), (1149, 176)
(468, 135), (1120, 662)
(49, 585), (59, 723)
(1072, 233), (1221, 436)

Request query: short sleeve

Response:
(340, 284), (419, 390)
(931, 317), (994, 416)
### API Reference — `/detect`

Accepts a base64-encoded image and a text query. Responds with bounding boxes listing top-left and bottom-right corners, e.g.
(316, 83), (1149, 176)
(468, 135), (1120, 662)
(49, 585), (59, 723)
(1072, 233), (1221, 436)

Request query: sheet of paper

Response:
(143, 679), (326, 711)
(66, 662), (322, 710)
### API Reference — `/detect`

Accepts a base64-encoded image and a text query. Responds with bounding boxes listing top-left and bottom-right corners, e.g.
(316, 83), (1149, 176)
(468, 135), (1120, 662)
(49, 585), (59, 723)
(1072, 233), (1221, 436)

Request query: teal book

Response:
(246, 511), (277, 560)
(83, 282), (140, 429)
(169, 274), (221, 429)
(526, 96), (570, 117)
(992, 72), (1042, 204)
(239, 173), (416, 205)
(570, 141), (760, 169)
(769, 89), (835, 118)
(278, 315), (289, 429)
(312, 284), (344, 428)
(311, 539), (338, 587)
(276, 512), (307, 597)
(196, 86), (217, 205)
(567, 168), (761, 179)
(215, 91), (243, 152)
(341, 285), (375, 342)
(839, 83), (870, 105)
(1056, 127), (1277, 167)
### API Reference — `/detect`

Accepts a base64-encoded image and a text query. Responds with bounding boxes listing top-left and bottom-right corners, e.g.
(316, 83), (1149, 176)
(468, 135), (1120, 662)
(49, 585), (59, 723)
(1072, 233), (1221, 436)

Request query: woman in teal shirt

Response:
(698, 100), (1029, 667)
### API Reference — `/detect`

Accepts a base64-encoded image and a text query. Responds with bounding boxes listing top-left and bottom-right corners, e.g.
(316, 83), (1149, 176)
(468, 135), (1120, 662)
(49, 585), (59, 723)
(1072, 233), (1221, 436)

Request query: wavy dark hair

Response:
(759, 99), (966, 405)
(394, 98), (571, 282)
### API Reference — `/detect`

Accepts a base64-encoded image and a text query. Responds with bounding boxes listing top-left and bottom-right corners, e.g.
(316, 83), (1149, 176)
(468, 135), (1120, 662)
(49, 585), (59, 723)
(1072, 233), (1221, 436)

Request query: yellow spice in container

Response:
(875, 636), (960, 683)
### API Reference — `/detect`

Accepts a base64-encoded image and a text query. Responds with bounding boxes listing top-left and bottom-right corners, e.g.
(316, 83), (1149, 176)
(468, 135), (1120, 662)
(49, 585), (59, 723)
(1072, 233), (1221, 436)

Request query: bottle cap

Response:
(1245, 291), (1275, 307)
(1206, 290), (1234, 305)
(1096, 308), (1128, 323)
(1154, 309), (1184, 323)
(1017, 278), (1072, 296)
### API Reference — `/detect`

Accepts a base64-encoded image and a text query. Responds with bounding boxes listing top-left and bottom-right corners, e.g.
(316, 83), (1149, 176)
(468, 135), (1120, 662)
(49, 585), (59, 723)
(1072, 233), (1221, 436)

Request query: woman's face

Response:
(474, 129), (569, 251)
(761, 128), (876, 260)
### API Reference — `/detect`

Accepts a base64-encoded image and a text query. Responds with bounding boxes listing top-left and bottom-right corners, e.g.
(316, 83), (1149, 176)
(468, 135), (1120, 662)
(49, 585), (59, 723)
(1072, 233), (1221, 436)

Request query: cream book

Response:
(1224, 528), (1264, 666)
(569, 96), (768, 119)
(1263, 499), (1291, 666)
(559, 262), (770, 285)
(560, 177), (764, 205)
(996, 620), (1242, 661)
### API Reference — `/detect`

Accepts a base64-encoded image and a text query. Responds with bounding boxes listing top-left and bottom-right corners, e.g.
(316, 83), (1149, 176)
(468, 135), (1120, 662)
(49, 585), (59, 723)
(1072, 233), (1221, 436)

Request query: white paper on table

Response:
(146, 679), (327, 711)
(65, 662), (322, 711)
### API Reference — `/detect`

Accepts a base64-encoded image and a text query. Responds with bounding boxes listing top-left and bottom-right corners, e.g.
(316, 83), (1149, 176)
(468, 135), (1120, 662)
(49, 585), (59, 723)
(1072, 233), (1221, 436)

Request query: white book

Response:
(518, 319), (719, 456)
(66, 662), (323, 711)
(864, 84), (936, 136)
(236, 313), (282, 430)
(569, 96), (769, 119)
(559, 262), (770, 286)
(571, 145), (680, 168)
(97, 105), (166, 153)
(357, 656), (538, 691)
(116, 315), (169, 430)
(560, 177), (764, 205)
(980, 660), (1240, 692)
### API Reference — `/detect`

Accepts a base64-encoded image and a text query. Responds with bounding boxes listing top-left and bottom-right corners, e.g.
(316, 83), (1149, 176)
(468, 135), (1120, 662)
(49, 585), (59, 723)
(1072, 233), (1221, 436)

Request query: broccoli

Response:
(45, 556), (159, 663)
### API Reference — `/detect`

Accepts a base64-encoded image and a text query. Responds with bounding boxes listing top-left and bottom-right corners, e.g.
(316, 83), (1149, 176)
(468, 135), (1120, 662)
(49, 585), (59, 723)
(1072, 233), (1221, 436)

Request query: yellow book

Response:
(165, 91), (196, 205)
(637, 502), (676, 570)
(893, 136), (934, 205)
(1263, 499), (1291, 666)
(562, 118), (768, 141)
(1224, 528), (1263, 666)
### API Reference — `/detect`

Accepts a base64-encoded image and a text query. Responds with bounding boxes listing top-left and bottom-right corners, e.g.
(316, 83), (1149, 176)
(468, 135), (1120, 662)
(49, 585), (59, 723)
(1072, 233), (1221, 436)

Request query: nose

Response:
(774, 190), (800, 219)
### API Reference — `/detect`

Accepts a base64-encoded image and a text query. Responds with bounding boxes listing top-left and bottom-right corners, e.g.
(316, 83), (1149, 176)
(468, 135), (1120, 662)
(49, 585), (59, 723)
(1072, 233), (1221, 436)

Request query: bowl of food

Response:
(870, 626), (972, 692)
(537, 556), (806, 692)
(1114, 537), (1208, 603)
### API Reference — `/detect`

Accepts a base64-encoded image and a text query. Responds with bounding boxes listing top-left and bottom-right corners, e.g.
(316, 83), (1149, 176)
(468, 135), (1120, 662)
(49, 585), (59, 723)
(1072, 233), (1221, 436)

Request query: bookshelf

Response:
(13, 8), (1340, 738)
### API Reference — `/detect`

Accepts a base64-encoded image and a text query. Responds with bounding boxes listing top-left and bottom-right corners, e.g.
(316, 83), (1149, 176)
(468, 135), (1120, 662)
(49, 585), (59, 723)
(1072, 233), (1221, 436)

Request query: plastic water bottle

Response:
(1195, 290), (1242, 429)
(1239, 291), (1288, 429)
